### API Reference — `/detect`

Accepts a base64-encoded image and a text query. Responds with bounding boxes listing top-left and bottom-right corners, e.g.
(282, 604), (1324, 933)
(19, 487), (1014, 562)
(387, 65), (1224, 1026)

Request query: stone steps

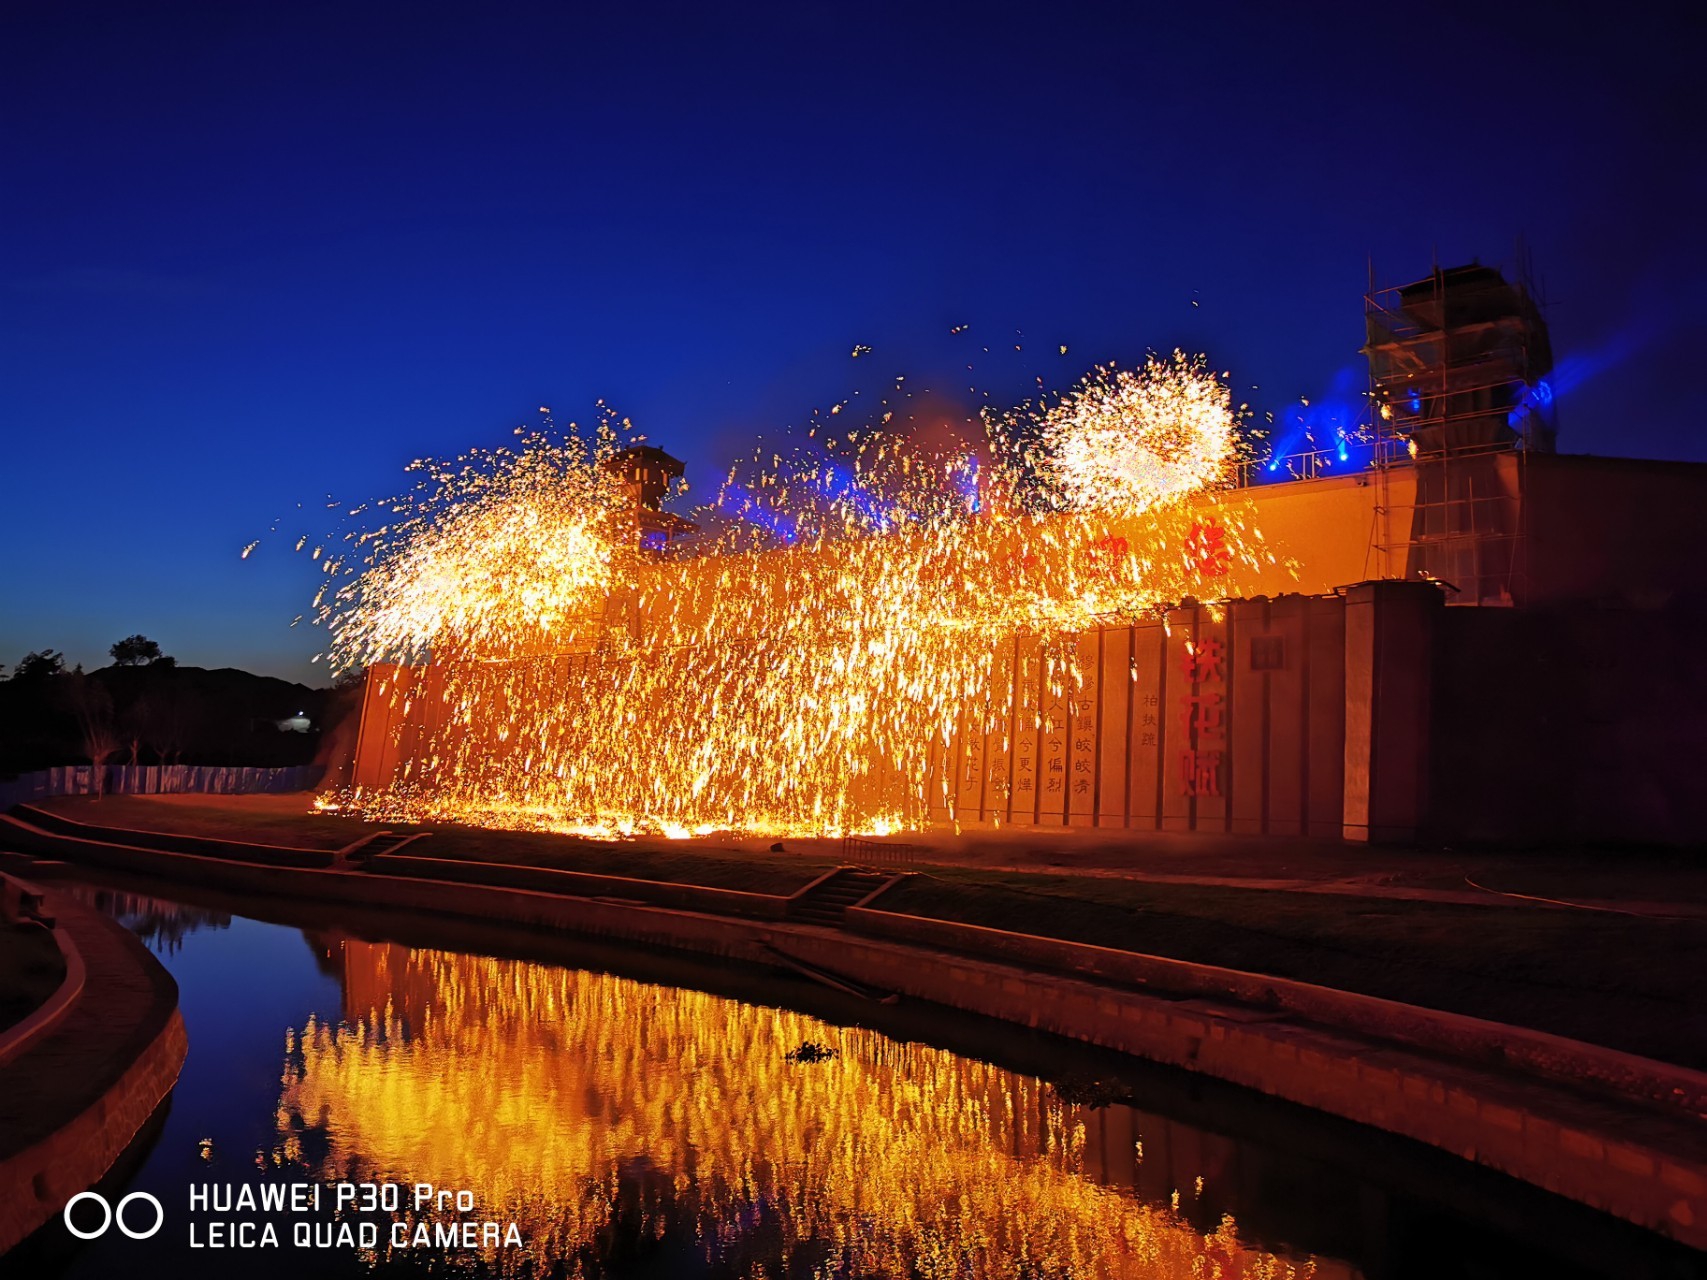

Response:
(789, 868), (892, 925)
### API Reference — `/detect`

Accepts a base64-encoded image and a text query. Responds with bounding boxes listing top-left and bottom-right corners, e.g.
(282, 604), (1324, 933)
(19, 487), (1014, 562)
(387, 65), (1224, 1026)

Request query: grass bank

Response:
(33, 796), (834, 894)
(885, 870), (1707, 1070)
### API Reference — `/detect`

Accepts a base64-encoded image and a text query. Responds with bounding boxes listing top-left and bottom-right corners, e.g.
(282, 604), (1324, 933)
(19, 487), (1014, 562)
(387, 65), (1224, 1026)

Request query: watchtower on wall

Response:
(596, 444), (699, 643)
(600, 444), (698, 551)
(1365, 262), (1555, 604)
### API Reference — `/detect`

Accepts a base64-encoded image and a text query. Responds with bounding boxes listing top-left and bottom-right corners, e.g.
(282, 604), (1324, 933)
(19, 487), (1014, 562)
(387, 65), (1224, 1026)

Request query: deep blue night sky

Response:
(4, 1), (1702, 683)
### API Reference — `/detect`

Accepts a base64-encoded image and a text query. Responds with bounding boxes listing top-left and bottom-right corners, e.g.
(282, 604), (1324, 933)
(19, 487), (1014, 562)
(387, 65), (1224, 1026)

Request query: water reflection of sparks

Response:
(272, 941), (1332, 1277)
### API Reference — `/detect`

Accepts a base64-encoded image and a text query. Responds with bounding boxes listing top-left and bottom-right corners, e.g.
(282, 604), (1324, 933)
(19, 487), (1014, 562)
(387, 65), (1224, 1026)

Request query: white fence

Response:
(0, 764), (325, 811)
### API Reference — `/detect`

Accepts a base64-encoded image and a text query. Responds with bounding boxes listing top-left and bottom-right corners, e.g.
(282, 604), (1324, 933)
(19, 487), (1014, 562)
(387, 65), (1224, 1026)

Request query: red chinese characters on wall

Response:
(1083, 535), (1129, 580)
(1005, 546), (1041, 579)
(1178, 635), (1225, 798)
(1184, 522), (1230, 579)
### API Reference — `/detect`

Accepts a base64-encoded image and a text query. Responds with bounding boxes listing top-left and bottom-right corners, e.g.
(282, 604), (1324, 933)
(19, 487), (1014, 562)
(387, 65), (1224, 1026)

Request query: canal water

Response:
(17, 874), (1704, 1280)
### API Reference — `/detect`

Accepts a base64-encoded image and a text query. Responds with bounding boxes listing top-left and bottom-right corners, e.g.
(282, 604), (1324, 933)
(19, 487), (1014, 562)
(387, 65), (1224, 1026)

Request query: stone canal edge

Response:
(0, 873), (187, 1255)
(3, 810), (1705, 1253)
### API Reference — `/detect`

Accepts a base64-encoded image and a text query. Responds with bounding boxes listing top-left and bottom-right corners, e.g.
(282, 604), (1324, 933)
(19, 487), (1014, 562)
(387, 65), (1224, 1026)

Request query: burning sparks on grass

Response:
(301, 355), (1265, 836)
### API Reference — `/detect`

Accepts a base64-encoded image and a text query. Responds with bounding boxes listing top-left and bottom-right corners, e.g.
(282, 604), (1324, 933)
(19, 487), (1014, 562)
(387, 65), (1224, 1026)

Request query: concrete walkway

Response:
(924, 861), (1707, 919)
(0, 880), (187, 1254)
(37, 792), (1707, 918)
(754, 826), (1707, 919)
(0, 885), (179, 1159)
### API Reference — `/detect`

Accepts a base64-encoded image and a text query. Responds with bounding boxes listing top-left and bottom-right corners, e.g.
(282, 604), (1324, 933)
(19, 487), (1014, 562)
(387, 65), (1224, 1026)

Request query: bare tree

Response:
(138, 683), (198, 766)
(63, 673), (122, 798)
(123, 706), (145, 766)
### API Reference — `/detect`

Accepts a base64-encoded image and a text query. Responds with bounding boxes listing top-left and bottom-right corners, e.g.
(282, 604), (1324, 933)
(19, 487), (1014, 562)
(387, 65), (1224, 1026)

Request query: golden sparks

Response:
(310, 357), (1262, 837)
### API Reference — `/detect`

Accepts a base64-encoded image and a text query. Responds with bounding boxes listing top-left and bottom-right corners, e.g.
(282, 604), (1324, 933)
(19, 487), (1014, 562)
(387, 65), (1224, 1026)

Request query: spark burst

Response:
(308, 356), (1263, 837)
(1036, 351), (1238, 513)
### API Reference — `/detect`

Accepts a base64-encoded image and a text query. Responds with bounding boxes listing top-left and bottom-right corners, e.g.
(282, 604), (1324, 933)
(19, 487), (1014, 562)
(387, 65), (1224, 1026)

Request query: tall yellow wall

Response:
(349, 472), (1429, 835)
(610, 470), (1413, 646)
(1225, 470), (1415, 595)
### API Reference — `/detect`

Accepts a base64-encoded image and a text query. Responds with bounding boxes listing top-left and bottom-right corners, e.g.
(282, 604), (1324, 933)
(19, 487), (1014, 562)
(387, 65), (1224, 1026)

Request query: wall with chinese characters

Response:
(929, 595), (1348, 837)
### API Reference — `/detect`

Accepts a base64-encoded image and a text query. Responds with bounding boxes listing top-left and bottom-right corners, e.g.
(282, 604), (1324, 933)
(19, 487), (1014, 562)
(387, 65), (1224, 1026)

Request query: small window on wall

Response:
(1249, 635), (1286, 671)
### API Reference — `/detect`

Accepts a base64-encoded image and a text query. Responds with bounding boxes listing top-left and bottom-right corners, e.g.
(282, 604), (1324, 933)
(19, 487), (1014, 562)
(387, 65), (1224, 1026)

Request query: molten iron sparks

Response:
(1038, 352), (1239, 513)
(307, 357), (1264, 836)
(330, 438), (628, 666)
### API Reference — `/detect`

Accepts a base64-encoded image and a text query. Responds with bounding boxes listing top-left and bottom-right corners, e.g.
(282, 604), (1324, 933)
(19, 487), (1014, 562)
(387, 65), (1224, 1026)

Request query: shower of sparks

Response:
(329, 432), (630, 666)
(302, 355), (1266, 837)
(1037, 351), (1237, 513)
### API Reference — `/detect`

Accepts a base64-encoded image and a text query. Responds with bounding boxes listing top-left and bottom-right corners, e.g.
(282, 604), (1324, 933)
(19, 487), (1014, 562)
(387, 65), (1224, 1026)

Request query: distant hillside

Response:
(0, 663), (355, 777)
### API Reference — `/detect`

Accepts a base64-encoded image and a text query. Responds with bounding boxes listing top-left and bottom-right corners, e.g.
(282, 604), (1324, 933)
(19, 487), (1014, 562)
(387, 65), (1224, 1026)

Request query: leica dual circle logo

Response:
(62, 1191), (165, 1240)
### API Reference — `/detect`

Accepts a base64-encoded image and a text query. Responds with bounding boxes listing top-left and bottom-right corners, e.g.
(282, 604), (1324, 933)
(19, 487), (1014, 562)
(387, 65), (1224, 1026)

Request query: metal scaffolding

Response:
(1363, 260), (1555, 605)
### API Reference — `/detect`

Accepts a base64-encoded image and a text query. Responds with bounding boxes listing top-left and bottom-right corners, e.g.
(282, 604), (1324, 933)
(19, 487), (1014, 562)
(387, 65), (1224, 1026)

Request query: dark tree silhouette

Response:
(12, 650), (65, 681)
(110, 634), (165, 666)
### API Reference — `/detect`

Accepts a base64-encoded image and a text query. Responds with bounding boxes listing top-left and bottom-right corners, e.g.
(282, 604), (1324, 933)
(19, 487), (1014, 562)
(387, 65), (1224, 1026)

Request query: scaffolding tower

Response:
(1364, 261), (1556, 605)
